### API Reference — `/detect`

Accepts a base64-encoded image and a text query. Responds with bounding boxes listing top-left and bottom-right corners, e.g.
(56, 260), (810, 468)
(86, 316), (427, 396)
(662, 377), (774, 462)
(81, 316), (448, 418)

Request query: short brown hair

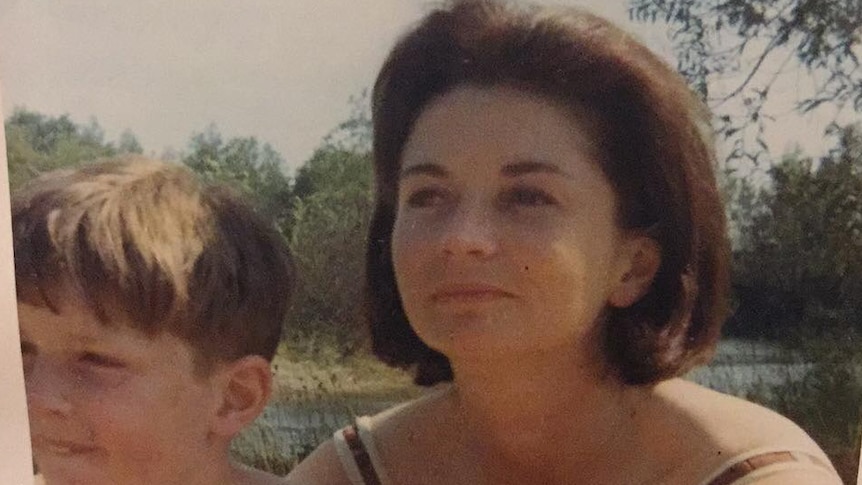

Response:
(13, 156), (295, 369)
(366, 0), (730, 385)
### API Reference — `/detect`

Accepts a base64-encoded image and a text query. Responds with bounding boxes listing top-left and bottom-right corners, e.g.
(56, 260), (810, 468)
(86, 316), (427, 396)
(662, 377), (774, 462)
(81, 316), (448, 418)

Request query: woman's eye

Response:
(404, 188), (447, 208)
(501, 187), (556, 207)
(80, 352), (125, 369)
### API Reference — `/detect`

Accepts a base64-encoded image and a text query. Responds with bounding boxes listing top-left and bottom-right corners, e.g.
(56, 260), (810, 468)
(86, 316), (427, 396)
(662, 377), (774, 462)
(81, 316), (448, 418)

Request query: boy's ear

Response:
(608, 235), (661, 309)
(209, 355), (273, 438)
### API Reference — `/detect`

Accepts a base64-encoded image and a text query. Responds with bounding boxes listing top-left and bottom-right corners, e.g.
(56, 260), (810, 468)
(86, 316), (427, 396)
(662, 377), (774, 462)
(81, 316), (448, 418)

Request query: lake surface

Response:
(685, 338), (811, 395)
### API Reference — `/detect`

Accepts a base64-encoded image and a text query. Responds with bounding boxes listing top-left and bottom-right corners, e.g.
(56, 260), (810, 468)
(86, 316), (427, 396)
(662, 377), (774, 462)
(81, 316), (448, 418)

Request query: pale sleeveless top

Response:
(333, 421), (841, 485)
(693, 447), (840, 485)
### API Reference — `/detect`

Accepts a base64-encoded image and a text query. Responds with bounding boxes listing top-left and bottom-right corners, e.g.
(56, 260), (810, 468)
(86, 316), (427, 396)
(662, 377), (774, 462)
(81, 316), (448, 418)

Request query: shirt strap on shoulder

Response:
(705, 449), (838, 485)
(342, 423), (384, 485)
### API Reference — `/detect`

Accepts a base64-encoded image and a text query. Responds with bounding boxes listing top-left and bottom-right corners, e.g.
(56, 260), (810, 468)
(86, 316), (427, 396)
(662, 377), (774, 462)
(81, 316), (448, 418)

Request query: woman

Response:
(288, 1), (843, 484)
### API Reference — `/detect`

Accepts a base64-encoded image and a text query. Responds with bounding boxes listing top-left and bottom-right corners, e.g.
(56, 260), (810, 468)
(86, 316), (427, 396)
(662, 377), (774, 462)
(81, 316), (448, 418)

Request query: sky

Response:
(0, 0), (838, 173)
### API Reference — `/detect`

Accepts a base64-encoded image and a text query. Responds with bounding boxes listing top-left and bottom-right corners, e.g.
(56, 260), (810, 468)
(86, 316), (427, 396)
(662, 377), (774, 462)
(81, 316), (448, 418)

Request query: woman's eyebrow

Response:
(501, 159), (572, 179)
(399, 162), (449, 180)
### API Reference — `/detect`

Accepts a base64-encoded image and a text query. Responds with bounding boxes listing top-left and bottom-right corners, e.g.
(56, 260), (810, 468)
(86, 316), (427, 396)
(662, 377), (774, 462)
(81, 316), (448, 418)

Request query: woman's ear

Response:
(608, 235), (661, 309)
(209, 355), (273, 439)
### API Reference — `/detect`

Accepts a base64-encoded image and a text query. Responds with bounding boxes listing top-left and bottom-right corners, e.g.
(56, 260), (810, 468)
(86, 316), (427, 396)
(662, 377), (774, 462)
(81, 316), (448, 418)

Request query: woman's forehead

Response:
(400, 85), (606, 176)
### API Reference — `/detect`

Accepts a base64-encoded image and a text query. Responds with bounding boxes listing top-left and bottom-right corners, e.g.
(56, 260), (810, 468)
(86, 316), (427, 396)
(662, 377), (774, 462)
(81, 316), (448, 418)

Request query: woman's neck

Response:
(448, 344), (655, 484)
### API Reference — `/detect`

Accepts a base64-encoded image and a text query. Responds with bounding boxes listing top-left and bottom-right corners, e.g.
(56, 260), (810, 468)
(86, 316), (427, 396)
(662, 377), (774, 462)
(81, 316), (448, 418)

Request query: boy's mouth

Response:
(32, 437), (97, 456)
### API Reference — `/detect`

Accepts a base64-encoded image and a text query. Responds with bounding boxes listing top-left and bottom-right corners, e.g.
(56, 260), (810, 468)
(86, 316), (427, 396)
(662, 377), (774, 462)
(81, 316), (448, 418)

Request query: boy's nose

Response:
(440, 204), (498, 258)
(25, 360), (73, 417)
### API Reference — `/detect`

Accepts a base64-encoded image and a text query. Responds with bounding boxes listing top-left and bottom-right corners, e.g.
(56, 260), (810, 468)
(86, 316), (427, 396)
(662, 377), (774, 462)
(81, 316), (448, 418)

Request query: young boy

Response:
(14, 156), (294, 485)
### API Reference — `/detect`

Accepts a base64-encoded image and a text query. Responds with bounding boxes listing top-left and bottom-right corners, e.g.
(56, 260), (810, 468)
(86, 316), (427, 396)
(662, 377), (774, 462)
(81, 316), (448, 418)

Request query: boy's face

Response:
(19, 297), (225, 485)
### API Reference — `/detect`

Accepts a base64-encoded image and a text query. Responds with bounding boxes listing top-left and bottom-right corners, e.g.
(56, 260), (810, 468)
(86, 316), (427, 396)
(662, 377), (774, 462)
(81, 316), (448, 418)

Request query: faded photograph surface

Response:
(0, 80), (35, 485)
(0, 1), (859, 484)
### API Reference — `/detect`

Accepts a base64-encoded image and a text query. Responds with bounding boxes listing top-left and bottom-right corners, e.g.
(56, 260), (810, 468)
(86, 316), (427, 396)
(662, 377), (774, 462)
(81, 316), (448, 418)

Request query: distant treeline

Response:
(6, 107), (861, 351)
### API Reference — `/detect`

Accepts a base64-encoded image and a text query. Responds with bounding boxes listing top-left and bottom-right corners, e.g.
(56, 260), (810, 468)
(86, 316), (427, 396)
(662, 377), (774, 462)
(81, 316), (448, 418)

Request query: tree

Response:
(284, 103), (375, 354)
(630, 0), (862, 166)
(727, 124), (862, 339)
(287, 153), (373, 352)
(181, 124), (294, 235)
(5, 109), (118, 189)
(117, 129), (144, 154)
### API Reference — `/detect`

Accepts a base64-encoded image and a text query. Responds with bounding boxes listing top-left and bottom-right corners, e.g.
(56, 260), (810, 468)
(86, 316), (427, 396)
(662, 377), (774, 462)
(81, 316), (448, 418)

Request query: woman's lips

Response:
(430, 284), (514, 304)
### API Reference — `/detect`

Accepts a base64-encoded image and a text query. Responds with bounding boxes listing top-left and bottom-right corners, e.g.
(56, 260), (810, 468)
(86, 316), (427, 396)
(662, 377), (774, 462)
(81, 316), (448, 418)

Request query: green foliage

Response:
(287, 145), (373, 353)
(293, 147), (372, 201)
(728, 124), (862, 338)
(5, 109), (120, 189)
(181, 124), (294, 235)
(117, 129), (144, 154)
(629, 0), (862, 165)
(284, 96), (375, 353)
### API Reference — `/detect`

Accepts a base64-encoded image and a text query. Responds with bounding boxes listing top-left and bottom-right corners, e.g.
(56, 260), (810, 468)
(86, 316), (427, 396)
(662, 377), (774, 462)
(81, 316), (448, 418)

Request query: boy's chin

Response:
(34, 456), (111, 485)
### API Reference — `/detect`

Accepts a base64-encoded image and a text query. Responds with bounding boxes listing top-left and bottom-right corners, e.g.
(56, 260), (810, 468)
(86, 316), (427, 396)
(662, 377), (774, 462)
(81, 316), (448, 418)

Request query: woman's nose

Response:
(439, 203), (498, 258)
(25, 359), (73, 417)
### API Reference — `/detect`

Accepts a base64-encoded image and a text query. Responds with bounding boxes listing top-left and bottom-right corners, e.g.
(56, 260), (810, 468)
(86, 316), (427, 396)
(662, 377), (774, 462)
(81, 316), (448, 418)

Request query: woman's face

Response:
(392, 85), (652, 363)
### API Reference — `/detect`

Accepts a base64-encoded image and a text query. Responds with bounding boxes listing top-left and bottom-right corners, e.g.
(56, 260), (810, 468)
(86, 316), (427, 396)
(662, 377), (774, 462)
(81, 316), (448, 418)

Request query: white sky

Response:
(0, 0), (836, 173)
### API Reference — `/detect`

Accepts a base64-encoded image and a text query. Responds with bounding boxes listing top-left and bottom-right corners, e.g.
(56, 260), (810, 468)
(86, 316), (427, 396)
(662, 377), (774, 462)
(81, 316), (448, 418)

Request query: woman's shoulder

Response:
(655, 379), (826, 451)
(364, 383), (454, 435)
(233, 461), (292, 485)
(285, 384), (454, 485)
(285, 438), (353, 485)
(648, 379), (838, 483)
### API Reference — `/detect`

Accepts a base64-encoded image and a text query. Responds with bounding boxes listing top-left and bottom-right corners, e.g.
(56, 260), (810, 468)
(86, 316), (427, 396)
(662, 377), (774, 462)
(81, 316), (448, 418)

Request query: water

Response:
(686, 338), (813, 396)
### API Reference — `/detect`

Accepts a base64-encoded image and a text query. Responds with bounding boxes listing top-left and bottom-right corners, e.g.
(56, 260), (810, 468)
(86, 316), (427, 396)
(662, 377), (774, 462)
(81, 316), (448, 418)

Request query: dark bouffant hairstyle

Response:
(366, 0), (730, 386)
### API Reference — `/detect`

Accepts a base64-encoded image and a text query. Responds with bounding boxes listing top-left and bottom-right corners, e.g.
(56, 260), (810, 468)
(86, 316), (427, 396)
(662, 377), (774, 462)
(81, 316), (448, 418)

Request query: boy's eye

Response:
(20, 342), (35, 373)
(404, 187), (447, 208)
(500, 187), (556, 207)
(20, 341), (35, 355)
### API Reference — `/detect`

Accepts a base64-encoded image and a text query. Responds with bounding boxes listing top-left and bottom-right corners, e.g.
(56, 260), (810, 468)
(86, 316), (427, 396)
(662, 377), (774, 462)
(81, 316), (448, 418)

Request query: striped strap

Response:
(706, 450), (834, 485)
(343, 424), (384, 485)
